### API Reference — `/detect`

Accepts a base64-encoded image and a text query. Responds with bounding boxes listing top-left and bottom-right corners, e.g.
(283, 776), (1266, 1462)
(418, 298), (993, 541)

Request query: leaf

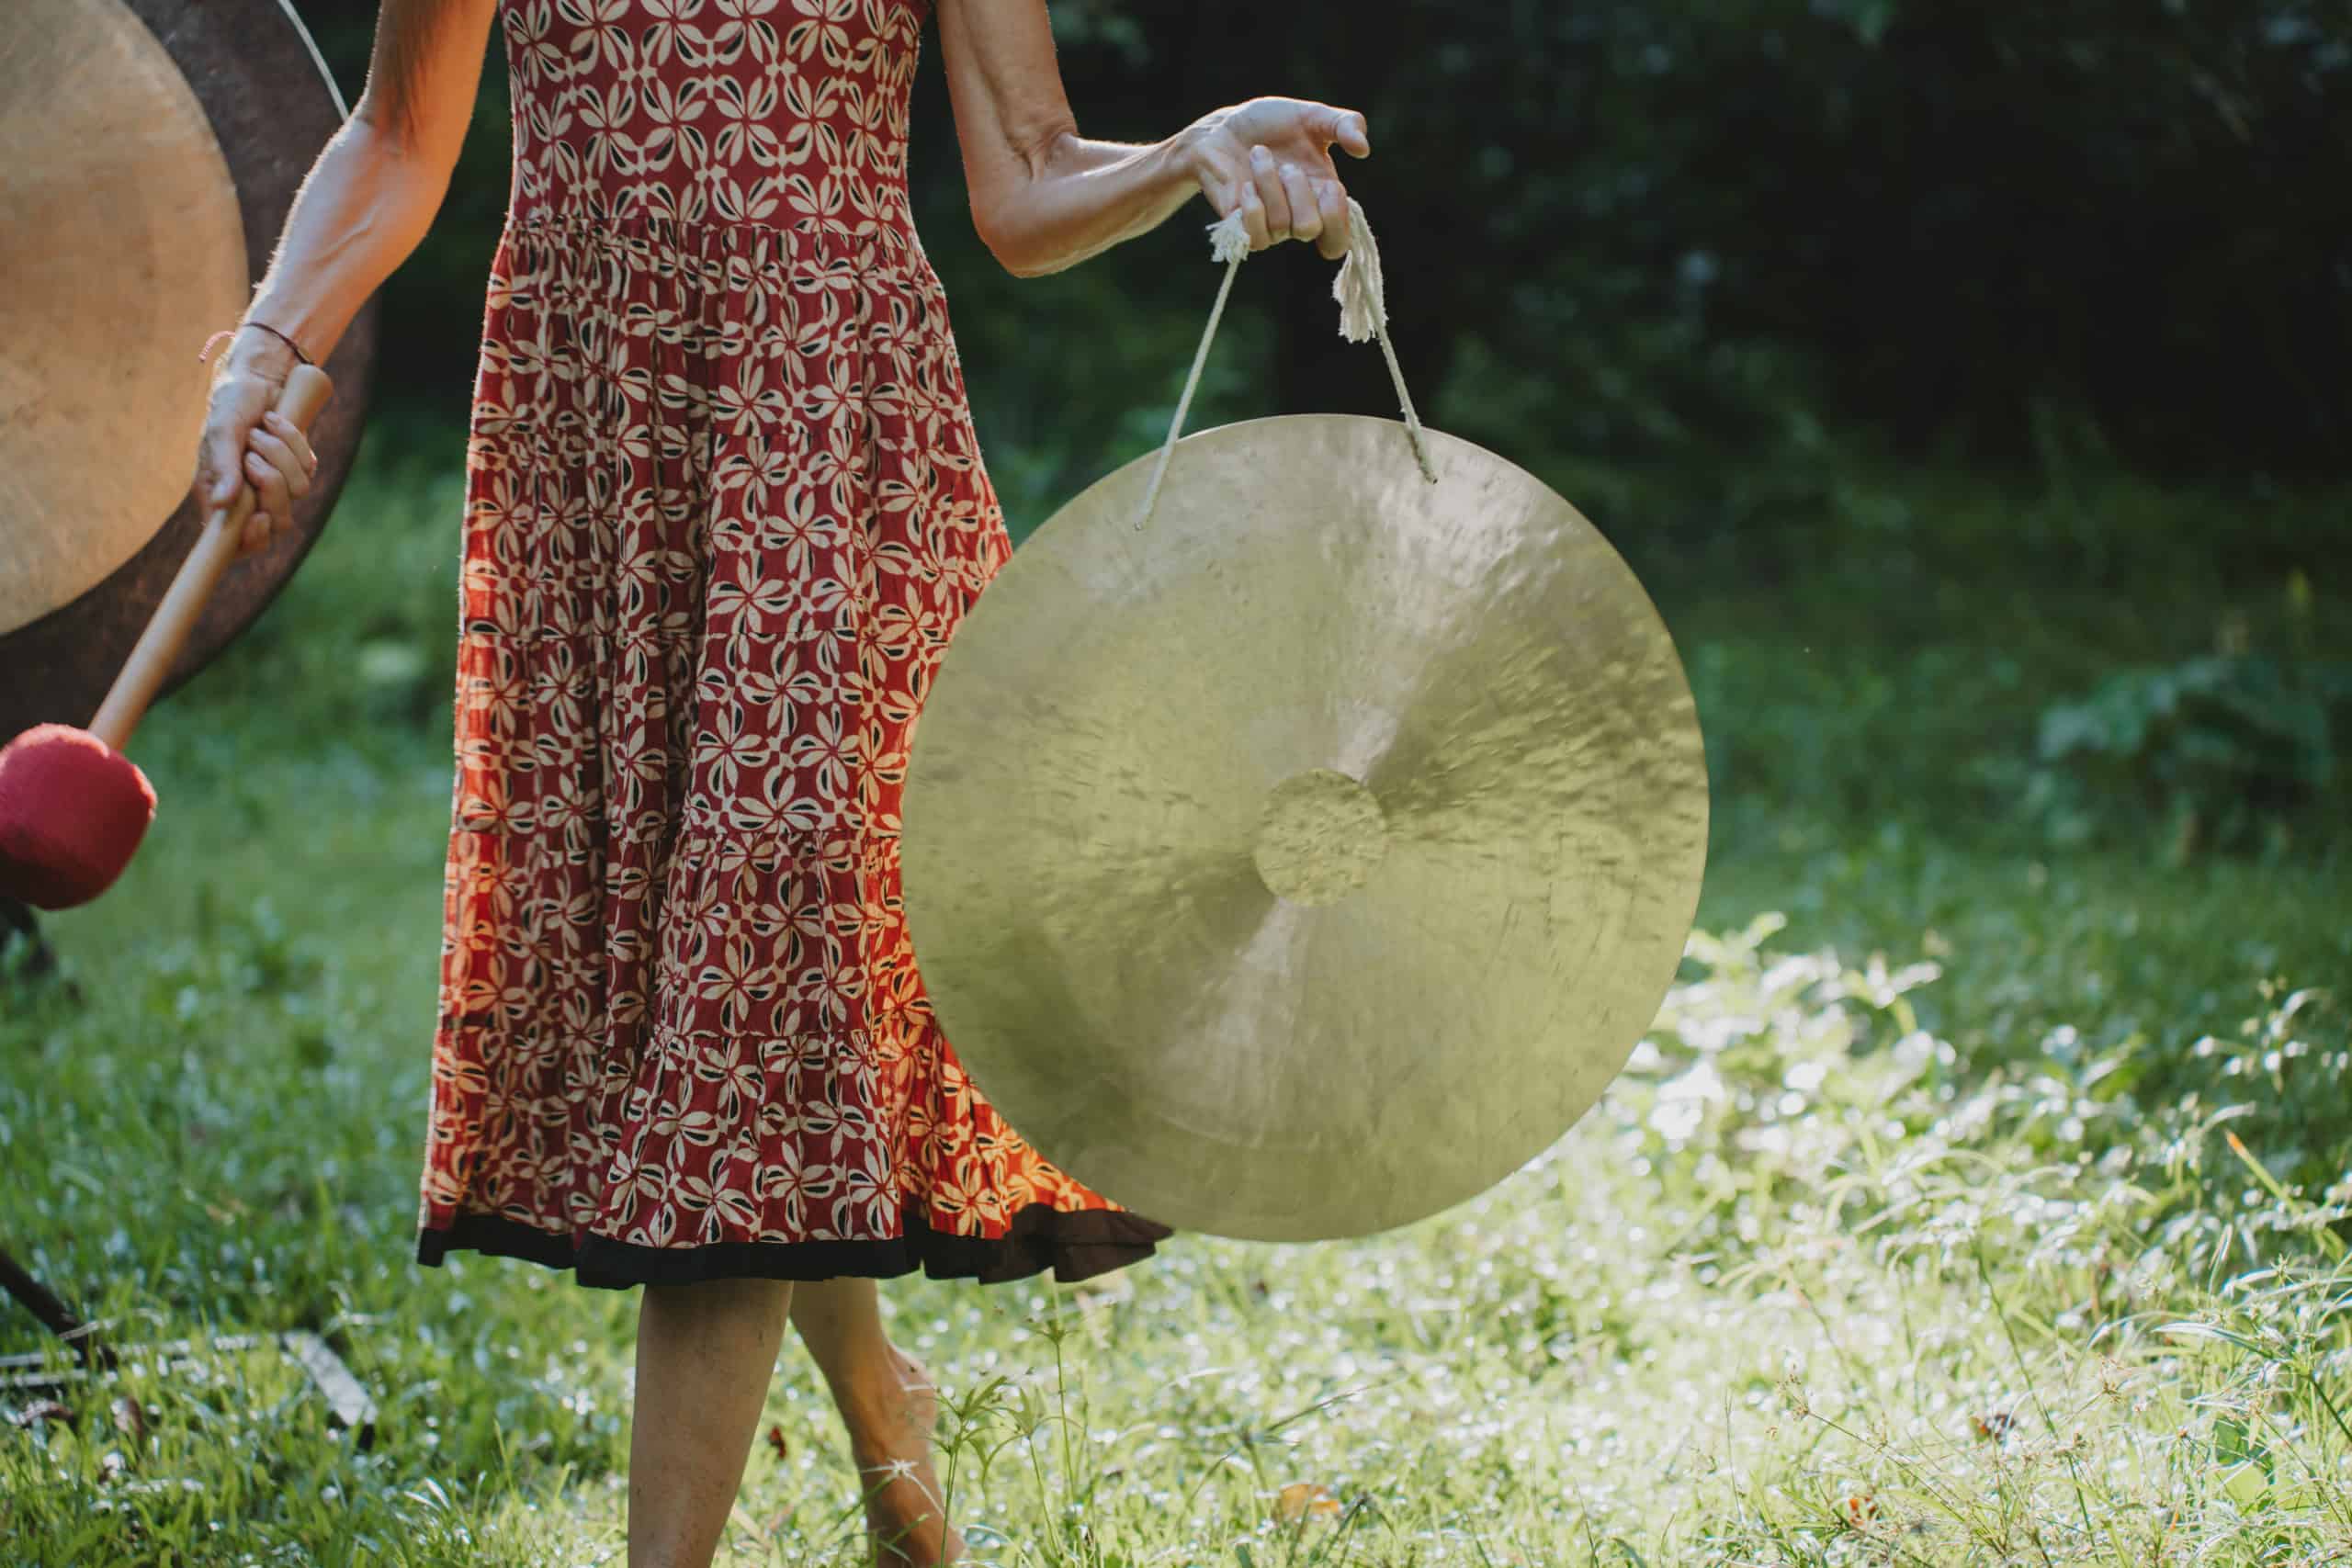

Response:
(2219, 1460), (2269, 1510)
(2213, 1416), (2251, 1467)
(2157, 1321), (2274, 1358)
(1273, 1481), (1341, 1524)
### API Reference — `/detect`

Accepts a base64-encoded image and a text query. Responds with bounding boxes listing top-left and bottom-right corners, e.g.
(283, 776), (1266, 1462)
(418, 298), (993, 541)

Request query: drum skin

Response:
(0, 0), (378, 740)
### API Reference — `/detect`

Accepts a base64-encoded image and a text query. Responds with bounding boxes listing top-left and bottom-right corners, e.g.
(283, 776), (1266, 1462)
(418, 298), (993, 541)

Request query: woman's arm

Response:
(198, 0), (501, 553)
(229, 0), (502, 370)
(935, 0), (1371, 277)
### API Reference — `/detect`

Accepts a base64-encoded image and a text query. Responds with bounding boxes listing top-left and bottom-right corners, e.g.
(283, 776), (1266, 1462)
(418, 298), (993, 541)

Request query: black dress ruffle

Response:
(416, 1201), (1175, 1291)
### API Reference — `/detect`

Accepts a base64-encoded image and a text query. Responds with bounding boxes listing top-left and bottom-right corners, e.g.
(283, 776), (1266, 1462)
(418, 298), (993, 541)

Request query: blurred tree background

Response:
(291, 0), (2350, 868)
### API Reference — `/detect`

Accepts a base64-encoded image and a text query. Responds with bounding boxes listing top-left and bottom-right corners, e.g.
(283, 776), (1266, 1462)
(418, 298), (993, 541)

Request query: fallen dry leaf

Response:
(1273, 1481), (1341, 1524)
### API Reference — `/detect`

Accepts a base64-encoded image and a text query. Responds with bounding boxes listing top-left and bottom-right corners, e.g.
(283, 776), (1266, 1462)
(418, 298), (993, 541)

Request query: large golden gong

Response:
(900, 410), (1710, 1243)
(0, 0), (377, 741)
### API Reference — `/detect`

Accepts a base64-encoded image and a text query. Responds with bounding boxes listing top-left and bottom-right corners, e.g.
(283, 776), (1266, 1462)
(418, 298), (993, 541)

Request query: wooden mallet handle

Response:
(86, 364), (335, 752)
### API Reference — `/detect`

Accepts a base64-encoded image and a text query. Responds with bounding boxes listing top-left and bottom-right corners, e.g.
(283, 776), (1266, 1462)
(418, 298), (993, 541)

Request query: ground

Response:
(4, 411), (2347, 1564)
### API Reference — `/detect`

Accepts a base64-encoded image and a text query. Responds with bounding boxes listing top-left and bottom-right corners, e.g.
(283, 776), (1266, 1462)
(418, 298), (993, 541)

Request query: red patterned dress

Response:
(414, 0), (1170, 1288)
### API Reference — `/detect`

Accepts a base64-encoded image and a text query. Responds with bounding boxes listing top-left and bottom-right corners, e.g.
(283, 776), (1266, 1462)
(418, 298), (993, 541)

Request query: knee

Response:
(642, 1274), (794, 1333)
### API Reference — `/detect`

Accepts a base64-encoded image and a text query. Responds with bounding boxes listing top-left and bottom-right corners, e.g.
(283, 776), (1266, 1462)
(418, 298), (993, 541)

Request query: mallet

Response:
(0, 363), (334, 910)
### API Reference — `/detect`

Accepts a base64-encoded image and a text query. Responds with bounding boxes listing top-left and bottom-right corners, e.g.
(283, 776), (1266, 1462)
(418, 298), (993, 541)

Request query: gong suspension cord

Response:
(1133, 197), (1438, 531)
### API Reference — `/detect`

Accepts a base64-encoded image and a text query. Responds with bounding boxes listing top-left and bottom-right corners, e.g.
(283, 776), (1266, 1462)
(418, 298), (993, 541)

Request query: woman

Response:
(195, 1), (1368, 1563)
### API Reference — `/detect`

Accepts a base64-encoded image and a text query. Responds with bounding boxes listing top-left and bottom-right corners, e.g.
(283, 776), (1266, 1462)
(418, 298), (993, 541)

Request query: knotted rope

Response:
(1133, 197), (1437, 532)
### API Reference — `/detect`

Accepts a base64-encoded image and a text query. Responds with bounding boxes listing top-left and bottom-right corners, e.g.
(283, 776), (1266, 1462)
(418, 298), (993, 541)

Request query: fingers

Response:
(1312, 174), (1351, 262)
(1276, 159), (1323, 246)
(249, 415), (315, 507)
(203, 424), (249, 514)
(263, 408), (319, 478)
(1236, 173), (1272, 251)
(1323, 105), (1371, 159)
(1246, 144), (1294, 247)
(192, 367), (321, 560)
(1242, 142), (1352, 255)
(1198, 100), (1371, 254)
(243, 445), (293, 528)
(228, 412), (317, 558)
(1188, 137), (1252, 240)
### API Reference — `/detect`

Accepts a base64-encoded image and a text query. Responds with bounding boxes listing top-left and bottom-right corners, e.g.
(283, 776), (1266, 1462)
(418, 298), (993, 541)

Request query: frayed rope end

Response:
(1330, 197), (1383, 344)
(1208, 199), (1385, 344)
(1178, 195), (1431, 488)
(1205, 210), (1251, 266)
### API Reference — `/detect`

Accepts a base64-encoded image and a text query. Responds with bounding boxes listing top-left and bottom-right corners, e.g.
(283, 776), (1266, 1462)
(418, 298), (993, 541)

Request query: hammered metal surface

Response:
(900, 414), (1709, 1242)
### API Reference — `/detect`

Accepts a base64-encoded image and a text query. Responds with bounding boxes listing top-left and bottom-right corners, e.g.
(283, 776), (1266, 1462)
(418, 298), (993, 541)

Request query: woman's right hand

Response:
(1179, 96), (1373, 261)
(191, 328), (325, 558)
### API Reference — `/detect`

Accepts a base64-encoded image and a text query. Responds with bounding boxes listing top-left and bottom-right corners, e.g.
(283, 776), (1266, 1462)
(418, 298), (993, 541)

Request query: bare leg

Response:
(790, 1278), (967, 1566)
(628, 1276), (795, 1568)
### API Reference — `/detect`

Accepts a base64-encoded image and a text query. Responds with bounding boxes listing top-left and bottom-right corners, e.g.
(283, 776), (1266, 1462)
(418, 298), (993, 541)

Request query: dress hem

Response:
(416, 1201), (1174, 1291)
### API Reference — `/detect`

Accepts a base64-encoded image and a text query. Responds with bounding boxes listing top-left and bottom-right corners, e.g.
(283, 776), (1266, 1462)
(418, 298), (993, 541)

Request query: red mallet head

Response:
(0, 724), (158, 910)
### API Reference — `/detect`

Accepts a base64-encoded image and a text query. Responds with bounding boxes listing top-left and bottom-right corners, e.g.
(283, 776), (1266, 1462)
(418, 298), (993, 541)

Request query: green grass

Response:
(3, 411), (2348, 1563)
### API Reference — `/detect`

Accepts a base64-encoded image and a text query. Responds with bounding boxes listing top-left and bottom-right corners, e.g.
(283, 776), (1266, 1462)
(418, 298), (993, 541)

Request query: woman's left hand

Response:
(1178, 96), (1372, 261)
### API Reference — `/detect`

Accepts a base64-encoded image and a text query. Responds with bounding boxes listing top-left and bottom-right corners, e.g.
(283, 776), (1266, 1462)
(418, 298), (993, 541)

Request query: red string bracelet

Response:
(197, 321), (314, 367)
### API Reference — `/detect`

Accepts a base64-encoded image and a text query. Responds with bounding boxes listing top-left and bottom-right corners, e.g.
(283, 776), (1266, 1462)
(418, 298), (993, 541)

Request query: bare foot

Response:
(844, 1346), (966, 1567)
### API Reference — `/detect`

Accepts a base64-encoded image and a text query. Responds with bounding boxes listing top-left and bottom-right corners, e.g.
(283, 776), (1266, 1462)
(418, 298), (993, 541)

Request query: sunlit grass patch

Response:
(7, 858), (2347, 1562)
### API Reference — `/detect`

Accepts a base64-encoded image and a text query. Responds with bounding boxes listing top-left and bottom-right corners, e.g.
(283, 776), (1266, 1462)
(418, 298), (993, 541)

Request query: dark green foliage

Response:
(276, 4), (2352, 863)
(296, 0), (2352, 477)
(953, 0), (2352, 476)
(2033, 653), (2352, 854)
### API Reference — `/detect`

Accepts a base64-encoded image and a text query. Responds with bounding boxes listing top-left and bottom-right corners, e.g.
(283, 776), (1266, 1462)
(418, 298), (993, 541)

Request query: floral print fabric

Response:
(415, 0), (1169, 1286)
